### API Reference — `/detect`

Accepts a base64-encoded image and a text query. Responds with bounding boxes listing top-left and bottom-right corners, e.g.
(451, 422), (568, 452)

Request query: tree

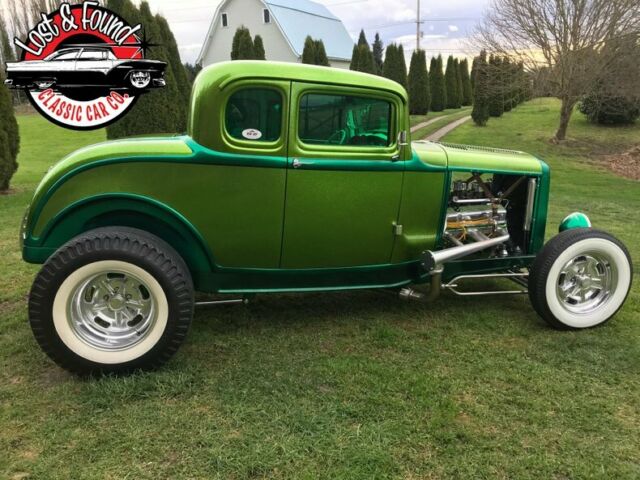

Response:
(0, 71), (19, 191)
(382, 44), (407, 88)
(184, 63), (203, 85)
(459, 58), (473, 106)
(231, 26), (255, 60)
(357, 29), (368, 47)
(474, 0), (640, 141)
(372, 33), (384, 75)
(351, 32), (375, 74)
(253, 35), (266, 60)
(455, 59), (464, 107)
(471, 50), (490, 126)
(408, 50), (430, 114)
(314, 39), (330, 66)
(349, 44), (360, 71)
(429, 55), (446, 111)
(445, 55), (460, 109)
(301, 36), (317, 64)
(488, 55), (504, 117)
(106, 0), (189, 139)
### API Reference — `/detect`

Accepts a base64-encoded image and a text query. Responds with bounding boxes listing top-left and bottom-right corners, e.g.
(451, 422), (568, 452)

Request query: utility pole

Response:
(416, 0), (422, 51)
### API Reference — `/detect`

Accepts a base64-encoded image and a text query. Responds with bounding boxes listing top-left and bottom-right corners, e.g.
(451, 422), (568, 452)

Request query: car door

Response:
(281, 82), (406, 268)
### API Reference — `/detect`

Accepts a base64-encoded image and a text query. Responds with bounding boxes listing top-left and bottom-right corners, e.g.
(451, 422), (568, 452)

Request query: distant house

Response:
(196, 0), (354, 69)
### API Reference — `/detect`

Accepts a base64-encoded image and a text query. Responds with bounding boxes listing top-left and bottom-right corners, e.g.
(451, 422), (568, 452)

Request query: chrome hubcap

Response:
(130, 71), (151, 88)
(556, 252), (616, 314)
(68, 270), (157, 351)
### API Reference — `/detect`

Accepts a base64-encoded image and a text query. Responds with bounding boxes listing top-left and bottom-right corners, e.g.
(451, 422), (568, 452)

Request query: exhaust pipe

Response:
(421, 234), (510, 272)
(401, 234), (510, 302)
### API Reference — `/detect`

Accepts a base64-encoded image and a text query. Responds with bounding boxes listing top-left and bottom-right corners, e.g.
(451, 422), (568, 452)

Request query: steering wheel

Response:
(327, 129), (347, 145)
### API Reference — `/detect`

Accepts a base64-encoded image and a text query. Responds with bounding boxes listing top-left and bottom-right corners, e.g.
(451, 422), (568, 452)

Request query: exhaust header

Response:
(421, 234), (510, 272)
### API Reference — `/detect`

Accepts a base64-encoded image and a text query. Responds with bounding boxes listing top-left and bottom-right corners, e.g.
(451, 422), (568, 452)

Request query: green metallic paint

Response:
(23, 61), (554, 294)
(391, 171), (447, 262)
(25, 194), (214, 277)
(559, 212), (591, 232)
(30, 161), (286, 268)
(281, 170), (403, 268)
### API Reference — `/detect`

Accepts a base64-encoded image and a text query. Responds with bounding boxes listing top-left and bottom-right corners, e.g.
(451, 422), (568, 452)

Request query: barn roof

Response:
(196, 0), (354, 64)
(264, 0), (354, 60)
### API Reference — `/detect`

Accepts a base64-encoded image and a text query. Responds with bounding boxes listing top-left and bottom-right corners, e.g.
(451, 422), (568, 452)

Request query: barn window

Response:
(221, 13), (228, 27)
(263, 8), (270, 23)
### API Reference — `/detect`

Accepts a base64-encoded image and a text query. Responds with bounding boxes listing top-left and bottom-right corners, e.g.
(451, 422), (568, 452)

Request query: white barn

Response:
(196, 0), (354, 69)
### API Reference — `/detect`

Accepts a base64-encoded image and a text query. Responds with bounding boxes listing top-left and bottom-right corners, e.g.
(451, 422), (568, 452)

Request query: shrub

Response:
(0, 74), (19, 191)
(579, 94), (640, 125)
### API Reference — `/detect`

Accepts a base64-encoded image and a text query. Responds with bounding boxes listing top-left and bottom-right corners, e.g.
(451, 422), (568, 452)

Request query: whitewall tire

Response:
(29, 227), (194, 375)
(529, 229), (632, 329)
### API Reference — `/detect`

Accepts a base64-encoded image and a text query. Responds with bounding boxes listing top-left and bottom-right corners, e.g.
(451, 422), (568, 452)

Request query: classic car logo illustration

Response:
(4, 1), (166, 130)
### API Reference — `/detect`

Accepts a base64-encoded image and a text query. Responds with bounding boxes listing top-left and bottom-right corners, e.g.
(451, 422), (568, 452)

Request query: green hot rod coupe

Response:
(21, 62), (633, 374)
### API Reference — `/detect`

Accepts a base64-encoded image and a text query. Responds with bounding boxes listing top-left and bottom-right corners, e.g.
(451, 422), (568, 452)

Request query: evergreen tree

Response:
(445, 55), (460, 109)
(372, 33), (384, 75)
(351, 32), (374, 74)
(459, 58), (473, 106)
(471, 50), (490, 126)
(184, 63), (203, 85)
(382, 44), (397, 83)
(429, 55), (446, 111)
(356, 44), (375, 73)
(106, 0), (189, 138)
(455, 58), (464, 108)
(349, 44), (360, 71)
(253, 35), (266, 60)
(488, 55), (504, 117)
(301, 36), (317, 64)
(314, 39), (330, 66)
(470, 56), (478, 94)
(408, 50), (430, 115)
(398, 45), (408, 88)
(231, 26), (254, 60)
(357, 29), (368, 47)
(0, 69), (19, 192)
(383, 44), (407, 88)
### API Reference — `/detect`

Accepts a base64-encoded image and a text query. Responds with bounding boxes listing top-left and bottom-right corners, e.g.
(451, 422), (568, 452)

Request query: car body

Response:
(21, 61), (633, 374)
(5, 47), (166, 91)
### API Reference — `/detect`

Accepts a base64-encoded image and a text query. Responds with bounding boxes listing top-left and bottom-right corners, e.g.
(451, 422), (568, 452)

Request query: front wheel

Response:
(28, 227), (194, 375)
(529, 228), (632, 329)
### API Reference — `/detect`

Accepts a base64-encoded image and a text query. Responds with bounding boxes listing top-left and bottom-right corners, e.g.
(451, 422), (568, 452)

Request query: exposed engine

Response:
(444, 172), (534, 256)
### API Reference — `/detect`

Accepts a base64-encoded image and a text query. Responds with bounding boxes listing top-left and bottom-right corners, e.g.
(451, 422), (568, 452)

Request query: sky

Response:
(141, 0), (491, 64)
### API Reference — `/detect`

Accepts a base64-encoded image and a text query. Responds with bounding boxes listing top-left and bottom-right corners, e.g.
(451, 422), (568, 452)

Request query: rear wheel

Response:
(529, 228), (632, 329)
(28, 227), (194, 375)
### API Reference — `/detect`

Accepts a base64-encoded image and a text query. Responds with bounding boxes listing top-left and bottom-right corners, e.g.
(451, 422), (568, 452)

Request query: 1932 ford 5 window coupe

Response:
(21, 62), (633, 374)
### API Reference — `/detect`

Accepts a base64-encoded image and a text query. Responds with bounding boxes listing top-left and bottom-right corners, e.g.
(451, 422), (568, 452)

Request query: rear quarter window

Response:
(225, 88), (283, 142)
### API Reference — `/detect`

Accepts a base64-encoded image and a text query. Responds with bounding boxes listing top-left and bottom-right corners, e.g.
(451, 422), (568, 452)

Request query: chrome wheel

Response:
(68, 269), (158, 351)
(129, 71), (151, 89)
(556, 252), (616, 314)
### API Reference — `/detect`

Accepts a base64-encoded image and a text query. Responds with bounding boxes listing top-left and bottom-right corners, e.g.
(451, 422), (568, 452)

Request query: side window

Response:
(78, 49), (104, 61)
(298, 93), (392, 147)
(221, 13), (228, 27)
(225, 88), (283, 142)
(263, 8), (271, 23)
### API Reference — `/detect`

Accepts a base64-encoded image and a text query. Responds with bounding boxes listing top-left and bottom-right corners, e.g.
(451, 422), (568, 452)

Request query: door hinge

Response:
(393, 223), (403, 236)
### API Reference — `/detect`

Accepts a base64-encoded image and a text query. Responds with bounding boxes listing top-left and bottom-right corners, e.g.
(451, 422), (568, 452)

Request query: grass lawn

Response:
(1, 101), (639, 479)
